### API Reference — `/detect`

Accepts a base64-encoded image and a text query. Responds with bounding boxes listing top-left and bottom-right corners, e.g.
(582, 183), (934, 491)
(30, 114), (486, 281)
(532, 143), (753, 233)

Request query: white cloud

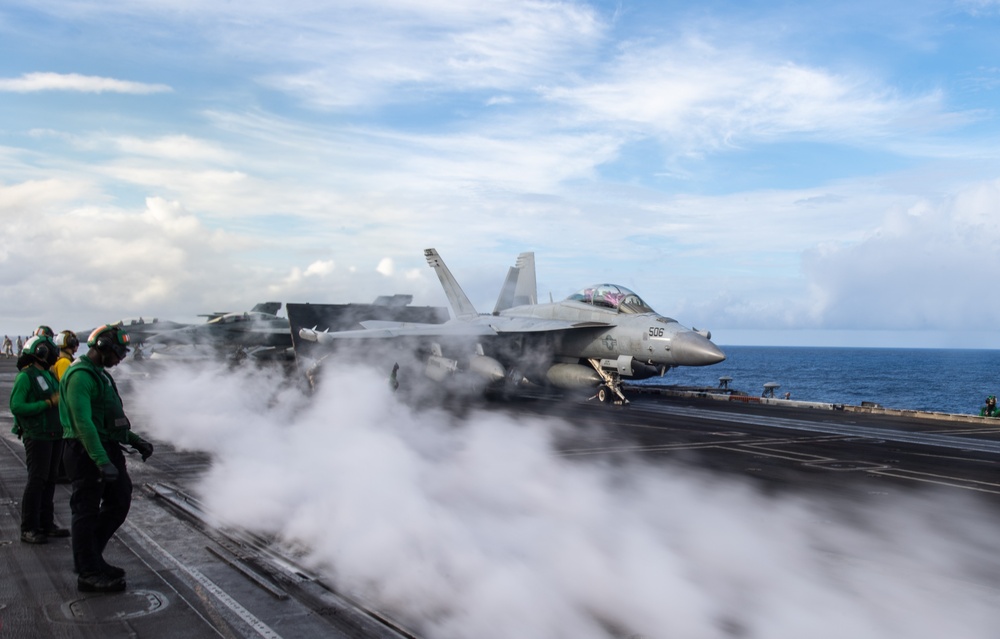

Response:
(304, 260), (335, 277)
(800, 177), (1000, 331)
(140, 197), (205, 237)
(485, 95), (515, 106)
(251, 1), (605, 109)
(0, 72), (171, 94)
(0, 192), (255, 329)
(957, 0), (1000, 16)
(0, 178), (95, 212)
(111, 135), (236, 163)
(543, 38), (959, 154)
(376, 257), (395, 276)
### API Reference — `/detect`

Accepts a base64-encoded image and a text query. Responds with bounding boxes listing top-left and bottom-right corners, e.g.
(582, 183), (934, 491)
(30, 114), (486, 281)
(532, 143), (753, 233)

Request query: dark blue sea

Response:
(634, 346), (1000, 416)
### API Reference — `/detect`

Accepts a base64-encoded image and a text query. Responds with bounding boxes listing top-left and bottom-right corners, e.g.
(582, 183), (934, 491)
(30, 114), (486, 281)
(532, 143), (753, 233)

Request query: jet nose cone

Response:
(672, 331), (726, 366)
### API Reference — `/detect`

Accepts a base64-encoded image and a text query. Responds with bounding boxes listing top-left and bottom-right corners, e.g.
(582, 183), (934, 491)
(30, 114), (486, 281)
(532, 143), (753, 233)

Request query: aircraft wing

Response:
(300, 317), (611, 344)
(301, 322), (497, 343)
(356, 320), (495, 336)
(489, 318), (610, 333)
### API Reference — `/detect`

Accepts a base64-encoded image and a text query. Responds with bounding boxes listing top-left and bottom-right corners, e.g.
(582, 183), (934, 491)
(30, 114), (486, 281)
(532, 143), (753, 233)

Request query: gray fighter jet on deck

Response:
(107, 316), (193, 344)
(299, 249), (725, 403)
(147, 302), (291, 349)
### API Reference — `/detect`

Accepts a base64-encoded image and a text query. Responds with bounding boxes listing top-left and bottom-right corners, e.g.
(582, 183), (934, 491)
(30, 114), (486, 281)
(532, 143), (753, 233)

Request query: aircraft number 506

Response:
(648, 327), (664, 337)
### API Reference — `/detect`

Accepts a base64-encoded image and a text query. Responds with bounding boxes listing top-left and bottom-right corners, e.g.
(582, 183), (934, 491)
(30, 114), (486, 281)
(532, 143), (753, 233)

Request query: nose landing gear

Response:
(587, 359), (629, 405)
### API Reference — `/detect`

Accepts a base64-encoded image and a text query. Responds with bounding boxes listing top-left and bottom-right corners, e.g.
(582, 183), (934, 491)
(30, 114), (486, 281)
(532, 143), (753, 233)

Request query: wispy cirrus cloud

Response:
(543, 37), (962, 155)
(0, 72), (171, 94)
(242, 1), (606, 109)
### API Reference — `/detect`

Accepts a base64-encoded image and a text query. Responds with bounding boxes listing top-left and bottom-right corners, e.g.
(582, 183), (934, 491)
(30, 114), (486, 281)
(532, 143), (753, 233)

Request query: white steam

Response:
(132, 362), (1000, 638)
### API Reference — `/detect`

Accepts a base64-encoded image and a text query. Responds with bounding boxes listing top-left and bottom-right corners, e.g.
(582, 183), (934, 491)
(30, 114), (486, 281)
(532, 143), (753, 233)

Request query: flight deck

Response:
(3, 357), (1000, 638)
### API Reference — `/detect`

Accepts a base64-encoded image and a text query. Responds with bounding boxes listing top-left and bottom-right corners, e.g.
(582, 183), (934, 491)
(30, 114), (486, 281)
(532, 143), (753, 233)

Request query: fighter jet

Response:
(147, 302), (291, 349)
(299, 249), (725, 403)
(106, 316), (193, 344)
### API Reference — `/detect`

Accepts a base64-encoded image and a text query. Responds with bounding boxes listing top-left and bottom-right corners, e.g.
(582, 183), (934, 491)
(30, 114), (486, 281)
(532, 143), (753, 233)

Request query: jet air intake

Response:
(601, 355), (661, 380)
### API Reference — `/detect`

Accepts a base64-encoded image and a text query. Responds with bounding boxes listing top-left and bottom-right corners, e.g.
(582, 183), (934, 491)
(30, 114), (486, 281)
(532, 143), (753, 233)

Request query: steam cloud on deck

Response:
(133, 361), (1000, 639)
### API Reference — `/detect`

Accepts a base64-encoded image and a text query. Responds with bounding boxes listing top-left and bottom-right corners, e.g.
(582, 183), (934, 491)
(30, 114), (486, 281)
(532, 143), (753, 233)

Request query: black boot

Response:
(77, 572), (126, 593)
(100, 562), (126, 578)
(20, 530), (48, 544)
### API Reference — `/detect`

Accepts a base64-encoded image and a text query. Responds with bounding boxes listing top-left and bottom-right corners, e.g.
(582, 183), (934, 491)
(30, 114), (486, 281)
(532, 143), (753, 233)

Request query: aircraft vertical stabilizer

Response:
(425, 248), (479, 319)
(512, 252), (536, 306)
(493, 252), (536, 313)
(493, 267), (520, 314)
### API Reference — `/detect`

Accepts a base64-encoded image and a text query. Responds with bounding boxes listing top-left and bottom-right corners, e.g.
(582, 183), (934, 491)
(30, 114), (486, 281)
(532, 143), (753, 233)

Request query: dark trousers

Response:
(63, 439), (132, 575)
(21, 438), (65, 533)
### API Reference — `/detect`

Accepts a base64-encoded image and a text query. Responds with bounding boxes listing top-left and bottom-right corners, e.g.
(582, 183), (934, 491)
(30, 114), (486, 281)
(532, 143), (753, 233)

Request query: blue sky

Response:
(2, 0), (1000, 347)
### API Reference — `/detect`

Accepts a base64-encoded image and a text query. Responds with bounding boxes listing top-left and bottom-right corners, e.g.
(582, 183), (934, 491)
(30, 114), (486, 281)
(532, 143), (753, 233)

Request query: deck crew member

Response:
(60, 325), (154, 593)
(10, 335), (68, 544)
(52, 330), (80, 380)
(980, 395), (998, 417)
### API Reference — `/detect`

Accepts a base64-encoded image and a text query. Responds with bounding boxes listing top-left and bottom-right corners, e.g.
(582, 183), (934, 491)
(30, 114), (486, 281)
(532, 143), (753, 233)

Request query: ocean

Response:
(634, 345), (1000, 416)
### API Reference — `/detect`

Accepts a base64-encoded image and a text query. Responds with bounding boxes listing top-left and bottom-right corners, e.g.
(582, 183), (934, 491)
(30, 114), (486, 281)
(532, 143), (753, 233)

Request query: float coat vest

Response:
(10, 367), (61, 440)
(59, 355), (133, 467)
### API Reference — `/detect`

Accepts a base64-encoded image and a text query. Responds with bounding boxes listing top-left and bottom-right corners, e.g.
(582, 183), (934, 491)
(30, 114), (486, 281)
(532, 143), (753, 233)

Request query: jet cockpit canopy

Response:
(566, 284), (656, 315)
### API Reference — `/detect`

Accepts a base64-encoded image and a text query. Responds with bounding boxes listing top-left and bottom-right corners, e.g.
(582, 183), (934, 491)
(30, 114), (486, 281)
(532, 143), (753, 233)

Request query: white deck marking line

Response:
(126, 523), (283, 639)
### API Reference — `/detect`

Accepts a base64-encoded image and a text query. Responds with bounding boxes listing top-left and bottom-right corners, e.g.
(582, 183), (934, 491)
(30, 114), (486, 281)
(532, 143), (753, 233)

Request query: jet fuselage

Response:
(498, 299), (723, 370)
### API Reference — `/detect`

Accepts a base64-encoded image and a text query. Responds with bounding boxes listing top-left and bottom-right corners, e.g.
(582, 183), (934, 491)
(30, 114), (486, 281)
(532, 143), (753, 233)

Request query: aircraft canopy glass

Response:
(566, 284), (656, 314)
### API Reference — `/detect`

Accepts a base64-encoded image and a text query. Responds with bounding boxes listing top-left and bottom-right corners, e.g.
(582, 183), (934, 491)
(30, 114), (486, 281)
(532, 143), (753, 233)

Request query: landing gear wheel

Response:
(597, 385), (612, 403)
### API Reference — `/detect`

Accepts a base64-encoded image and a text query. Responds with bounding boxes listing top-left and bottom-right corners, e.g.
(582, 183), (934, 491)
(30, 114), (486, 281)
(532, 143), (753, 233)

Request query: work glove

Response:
(133, 440), (154, 462)
(99, 463), (119, 483)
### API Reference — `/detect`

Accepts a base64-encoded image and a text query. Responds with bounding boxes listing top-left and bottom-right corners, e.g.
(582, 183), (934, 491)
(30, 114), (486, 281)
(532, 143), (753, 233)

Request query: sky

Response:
(3, 0), (1000, 347)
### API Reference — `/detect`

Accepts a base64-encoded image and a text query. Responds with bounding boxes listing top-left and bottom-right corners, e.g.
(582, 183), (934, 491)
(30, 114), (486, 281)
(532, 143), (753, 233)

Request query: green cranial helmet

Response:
(34, 325), (54, 338)
(87, 325), (131, 359)
(22, 335), (58, 367)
